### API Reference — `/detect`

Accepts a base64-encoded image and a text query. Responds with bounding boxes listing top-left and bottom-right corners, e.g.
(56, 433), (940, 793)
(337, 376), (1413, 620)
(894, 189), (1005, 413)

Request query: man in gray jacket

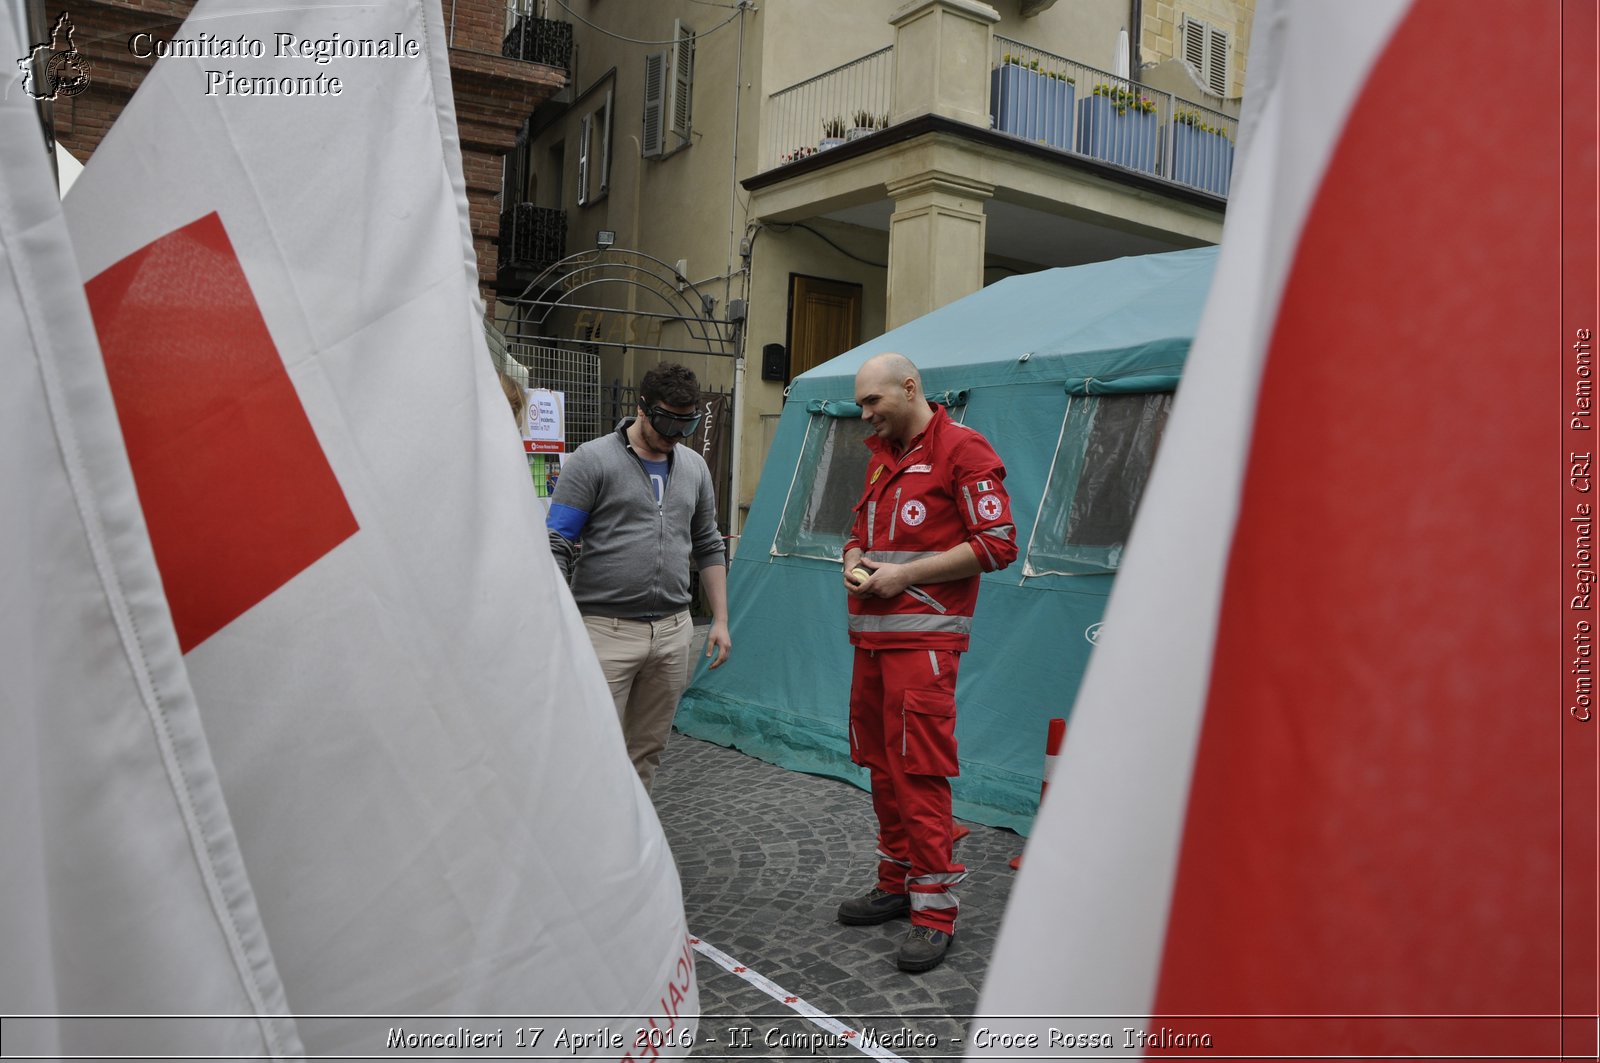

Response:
(546, 363), (731, 792)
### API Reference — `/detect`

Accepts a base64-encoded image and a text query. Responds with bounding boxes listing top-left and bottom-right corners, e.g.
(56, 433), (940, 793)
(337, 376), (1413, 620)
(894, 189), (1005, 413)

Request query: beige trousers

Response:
(582, 611), (694, 792)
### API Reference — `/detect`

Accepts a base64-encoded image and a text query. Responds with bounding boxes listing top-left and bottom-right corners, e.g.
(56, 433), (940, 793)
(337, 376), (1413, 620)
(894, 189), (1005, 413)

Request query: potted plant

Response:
(780, 144), (818, 165)
(990, 52), (1073, 149)
(819, 115), (847, 151)
(1169, 107), (1234, 195)
(1077, 82), (1159, 173)
(846, 109), (882, 141)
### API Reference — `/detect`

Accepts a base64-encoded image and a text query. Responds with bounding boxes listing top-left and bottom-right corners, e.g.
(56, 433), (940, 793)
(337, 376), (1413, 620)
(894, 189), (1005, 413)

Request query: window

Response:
(772, 411), (875, 561)
(1181, 15), (1230, 97)
(576, 86), (614, 206)
(1024, 392), (1172, 575)
(576, 114), (590, 206)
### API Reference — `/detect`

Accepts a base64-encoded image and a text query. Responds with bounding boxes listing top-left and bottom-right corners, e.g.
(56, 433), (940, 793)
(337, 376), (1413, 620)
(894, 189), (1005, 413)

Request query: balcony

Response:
(759, 36), (1237, 201)
(502, 13), (573, 73)
(989, 36), (1237, 197)
(499, 204), (566, 275)
(764, 47), (894, 171)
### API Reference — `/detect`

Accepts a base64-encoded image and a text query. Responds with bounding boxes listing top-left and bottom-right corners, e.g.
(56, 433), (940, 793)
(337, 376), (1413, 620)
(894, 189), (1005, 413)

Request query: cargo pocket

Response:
(847, 664), (871, 767)
(899, 689), (959, 777)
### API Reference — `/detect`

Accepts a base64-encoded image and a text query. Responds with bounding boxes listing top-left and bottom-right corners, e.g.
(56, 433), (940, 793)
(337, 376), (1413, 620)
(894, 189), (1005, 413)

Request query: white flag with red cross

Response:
(47, 0), (696, 1054)
(1, 12), (299, 1057)
(972, 0), (1596, 1058)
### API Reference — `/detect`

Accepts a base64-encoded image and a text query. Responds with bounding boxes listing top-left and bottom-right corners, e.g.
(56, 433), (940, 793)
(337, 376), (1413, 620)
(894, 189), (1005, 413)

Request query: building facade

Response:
(32, 0), (1252, 542)
(495, 0), (1252, 543)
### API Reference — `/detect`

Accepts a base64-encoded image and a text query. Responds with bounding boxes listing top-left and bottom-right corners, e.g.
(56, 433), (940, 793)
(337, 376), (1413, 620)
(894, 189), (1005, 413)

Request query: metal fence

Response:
(507, 343), (602, 446)
(763, 47), (894, 170)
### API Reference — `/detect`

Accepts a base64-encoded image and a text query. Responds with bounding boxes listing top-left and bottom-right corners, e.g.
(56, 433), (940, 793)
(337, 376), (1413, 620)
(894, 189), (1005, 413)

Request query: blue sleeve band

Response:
(546, 502), (589, 541)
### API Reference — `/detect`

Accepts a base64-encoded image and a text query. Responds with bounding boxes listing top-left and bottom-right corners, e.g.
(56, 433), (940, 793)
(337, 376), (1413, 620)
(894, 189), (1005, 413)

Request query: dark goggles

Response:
(643, 403), (703, 439)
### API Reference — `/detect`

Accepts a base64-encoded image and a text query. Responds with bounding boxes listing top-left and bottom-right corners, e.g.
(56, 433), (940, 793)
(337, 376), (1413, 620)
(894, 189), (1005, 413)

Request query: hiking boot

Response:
(895, 924), (953, 973)
(836, 887), (911, 925)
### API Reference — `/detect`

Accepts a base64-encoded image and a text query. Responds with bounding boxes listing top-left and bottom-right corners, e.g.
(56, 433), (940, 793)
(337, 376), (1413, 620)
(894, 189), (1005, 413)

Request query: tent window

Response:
(1025, 392), (1172, 575)
(772, 414), (874, 560)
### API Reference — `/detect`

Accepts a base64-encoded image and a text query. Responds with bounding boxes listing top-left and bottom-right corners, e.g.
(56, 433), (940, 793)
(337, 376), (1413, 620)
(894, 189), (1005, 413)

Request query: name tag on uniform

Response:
(906, 463), (934, 474)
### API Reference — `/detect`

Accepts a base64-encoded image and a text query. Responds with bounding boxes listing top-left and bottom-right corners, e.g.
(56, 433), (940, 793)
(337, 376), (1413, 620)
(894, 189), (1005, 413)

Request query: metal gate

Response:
(507, 342), (603, 446)
(493, 245), (743, 508)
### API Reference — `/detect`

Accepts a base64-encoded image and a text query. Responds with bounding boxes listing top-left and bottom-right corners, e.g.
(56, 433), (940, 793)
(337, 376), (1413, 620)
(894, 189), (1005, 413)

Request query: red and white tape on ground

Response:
(689, 936), (912, 1063)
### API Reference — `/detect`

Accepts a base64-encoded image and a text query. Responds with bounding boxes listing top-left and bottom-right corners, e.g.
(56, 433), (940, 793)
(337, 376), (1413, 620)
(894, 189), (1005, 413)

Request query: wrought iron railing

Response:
(763, 47), (894, 171)
(502, 12), (573, 72)
(499, 204), (566, 273)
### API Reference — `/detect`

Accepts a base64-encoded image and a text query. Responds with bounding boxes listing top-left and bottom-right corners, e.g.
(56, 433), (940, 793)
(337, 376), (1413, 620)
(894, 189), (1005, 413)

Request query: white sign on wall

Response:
(525, 388), (564, 454)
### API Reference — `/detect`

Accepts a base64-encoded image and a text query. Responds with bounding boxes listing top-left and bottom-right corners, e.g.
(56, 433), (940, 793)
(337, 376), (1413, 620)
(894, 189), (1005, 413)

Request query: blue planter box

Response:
(1170, 122), (1235, 195)
(1076, 93), (1159, 174)
(990, 65), (1074, 150)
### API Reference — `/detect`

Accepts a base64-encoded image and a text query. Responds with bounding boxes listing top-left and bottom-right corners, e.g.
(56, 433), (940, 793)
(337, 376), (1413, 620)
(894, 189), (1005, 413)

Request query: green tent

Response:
(678, 247), (1219, 833)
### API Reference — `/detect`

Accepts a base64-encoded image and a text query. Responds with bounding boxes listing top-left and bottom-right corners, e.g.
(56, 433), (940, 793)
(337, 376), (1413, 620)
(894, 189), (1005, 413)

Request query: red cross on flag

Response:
(972, 1), (1597, 1058)
(10, 0), (696, 1053)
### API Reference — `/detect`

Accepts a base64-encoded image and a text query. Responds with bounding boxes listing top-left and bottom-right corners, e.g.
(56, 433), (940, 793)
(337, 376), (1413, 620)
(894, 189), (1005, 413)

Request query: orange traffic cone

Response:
(1009, 717), (1067, 870)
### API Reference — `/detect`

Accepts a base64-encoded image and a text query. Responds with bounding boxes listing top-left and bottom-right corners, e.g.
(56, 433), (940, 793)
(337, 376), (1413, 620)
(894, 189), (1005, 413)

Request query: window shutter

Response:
(1182, 17), (1206, 73)
(1207, 26), (1230, 95)
(599, 88), (613, 194)
(669, 19), (694, 140)
(1181, 16), (1231, 97)
(642, 50), (666, 157)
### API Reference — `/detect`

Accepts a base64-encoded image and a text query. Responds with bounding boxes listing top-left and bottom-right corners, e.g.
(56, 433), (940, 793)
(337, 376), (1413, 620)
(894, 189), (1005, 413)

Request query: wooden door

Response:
(787, 275), (862, 382)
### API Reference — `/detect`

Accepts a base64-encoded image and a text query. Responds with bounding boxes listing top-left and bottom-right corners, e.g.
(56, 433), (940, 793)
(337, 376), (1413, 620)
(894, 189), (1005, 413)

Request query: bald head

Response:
(857, 352), (922, 396)
(855, 352), (932, 451)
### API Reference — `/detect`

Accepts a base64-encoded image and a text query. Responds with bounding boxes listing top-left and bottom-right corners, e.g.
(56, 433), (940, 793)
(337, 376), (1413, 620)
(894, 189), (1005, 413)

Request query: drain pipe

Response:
(1129, 0), (1142, 72)
(724, 1), (752, 548)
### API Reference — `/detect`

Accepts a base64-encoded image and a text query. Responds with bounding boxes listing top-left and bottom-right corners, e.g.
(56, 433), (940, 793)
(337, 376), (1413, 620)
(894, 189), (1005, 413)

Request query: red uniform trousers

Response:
(847, 645), (967, 933)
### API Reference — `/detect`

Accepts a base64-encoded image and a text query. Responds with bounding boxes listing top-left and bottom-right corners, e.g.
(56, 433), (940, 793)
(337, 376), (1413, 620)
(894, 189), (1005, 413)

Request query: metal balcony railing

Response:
(499, 204), (566, 273)
(502, 11), (573, 72)
(758, 39), (1238, 200)
(990, 35), (1238, 196)
(763, 47), (894, 171)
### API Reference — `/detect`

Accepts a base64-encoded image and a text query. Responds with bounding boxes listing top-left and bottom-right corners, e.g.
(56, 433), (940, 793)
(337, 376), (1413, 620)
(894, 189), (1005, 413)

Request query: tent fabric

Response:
(679, 247), (1218, 833)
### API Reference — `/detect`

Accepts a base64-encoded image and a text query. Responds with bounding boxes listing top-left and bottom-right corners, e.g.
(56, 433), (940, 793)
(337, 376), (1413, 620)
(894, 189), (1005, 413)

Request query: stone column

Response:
(888, 0), (1001, 128)
(885, 171), (994, 329)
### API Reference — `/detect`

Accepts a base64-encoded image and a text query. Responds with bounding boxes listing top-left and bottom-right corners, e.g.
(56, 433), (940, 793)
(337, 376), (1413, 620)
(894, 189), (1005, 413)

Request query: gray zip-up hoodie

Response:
(546, 419), (725, 618)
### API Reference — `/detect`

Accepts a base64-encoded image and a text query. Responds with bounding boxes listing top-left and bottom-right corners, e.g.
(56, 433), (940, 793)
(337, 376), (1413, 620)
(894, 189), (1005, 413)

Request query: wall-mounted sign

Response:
(525, 388), (565, 454)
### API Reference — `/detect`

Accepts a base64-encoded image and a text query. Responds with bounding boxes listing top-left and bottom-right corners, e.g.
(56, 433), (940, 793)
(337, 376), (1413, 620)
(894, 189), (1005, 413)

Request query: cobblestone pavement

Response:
(651, 731), (1027, 1061)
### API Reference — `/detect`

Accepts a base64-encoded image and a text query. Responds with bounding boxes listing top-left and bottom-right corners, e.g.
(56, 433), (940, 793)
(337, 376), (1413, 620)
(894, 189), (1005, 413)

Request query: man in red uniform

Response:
(836, 352), (1017, 973)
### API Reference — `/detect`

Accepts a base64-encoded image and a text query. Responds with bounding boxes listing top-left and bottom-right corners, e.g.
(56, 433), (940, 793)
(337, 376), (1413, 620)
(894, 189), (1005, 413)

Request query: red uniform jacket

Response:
(844, 404), (1017, 651)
